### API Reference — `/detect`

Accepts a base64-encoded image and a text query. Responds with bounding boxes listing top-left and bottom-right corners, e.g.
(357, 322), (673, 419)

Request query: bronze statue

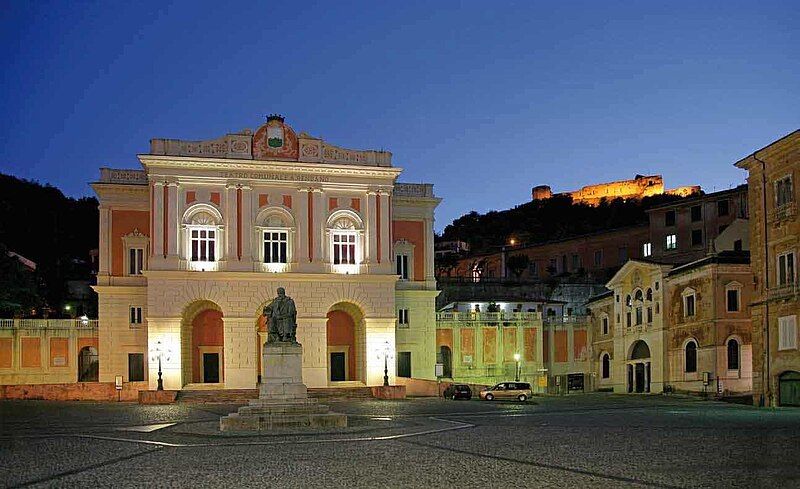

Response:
(262, 287), (298, 343)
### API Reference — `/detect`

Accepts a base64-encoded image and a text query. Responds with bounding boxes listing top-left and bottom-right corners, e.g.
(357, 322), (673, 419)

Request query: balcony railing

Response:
(769, 283), (800, 301)
(436, 311), (541, 323)
(0, 319), (99, 329)
(769, 201), (797, 223)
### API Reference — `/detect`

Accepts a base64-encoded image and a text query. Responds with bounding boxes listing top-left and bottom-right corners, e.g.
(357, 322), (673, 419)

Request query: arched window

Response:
(255, 208), (295, 272)
(634, 289), (643, 302)
(182, 204), (223, 271)
(327, 210), (364, 274)
(625, 294), (632, 307)
(685, 340), (698, 373)
(437, 346), (453, 378)
(646, 288), (653, 301)
(601, 353), (610, 379)
(78, 346), (99, 382)
(727, 339), (740, 370)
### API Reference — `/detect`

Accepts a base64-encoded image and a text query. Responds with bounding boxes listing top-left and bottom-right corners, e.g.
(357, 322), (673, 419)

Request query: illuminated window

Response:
(122, 229), (148, 276)
(642, 242), (652, 257)
(328, 212), (363, 273)
(190, 228), (216, 262)
(395, 240), (415, 281)
(666, 234), (677, 250)
(263, 231), (288, 264)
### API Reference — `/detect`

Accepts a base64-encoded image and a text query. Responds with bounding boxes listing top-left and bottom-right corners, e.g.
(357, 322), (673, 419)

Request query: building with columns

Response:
(91, 115), (440, 392)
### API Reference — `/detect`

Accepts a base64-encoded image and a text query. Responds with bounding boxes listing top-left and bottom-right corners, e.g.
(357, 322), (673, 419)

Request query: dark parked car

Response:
(444, 384), (472, 400)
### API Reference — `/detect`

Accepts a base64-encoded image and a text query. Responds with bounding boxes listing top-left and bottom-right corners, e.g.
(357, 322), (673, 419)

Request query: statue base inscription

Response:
(220, 343), (347, 432)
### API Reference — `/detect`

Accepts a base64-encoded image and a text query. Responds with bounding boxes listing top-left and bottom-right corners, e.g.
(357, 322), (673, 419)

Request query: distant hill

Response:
(0, 173), (98, 316)
(441, 193), (687, 254)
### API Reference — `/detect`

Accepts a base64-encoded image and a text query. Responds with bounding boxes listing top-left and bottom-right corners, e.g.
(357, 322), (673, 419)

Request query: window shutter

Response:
(779, 316), (798, 350)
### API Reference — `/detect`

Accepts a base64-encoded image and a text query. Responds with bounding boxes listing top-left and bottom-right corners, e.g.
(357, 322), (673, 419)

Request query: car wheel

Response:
(485, 393), (494, 401)
(518, 394), (527, 402)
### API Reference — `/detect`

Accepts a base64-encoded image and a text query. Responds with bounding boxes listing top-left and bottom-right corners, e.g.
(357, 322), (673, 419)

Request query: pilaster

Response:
(366, 190), (378, 265)
(379, 190), (391, 265)
(312, 188), (325, 263)
(98, 206), (111, 283)
(295, 188), (310, 266)
(152, 182), (165, 258)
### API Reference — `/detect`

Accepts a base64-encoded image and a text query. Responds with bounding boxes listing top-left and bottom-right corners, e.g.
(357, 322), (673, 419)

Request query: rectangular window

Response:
(593, 250), (603, 267)
(398, 309), (409, 327)
(396, 254), (409, 280)
(263, 231), (288, 264)
(626, 312), (631, 328)
(635, 307), (643, 325)
(642, 242), (652, 258)
(691, 205), (702, 222)
(666, 234), (677, 250)
(128, 248), (144, 275)
(529, 261), (538, 277)
(618, 247), (628, 263)
(684, 294), (695, 317)
(778, 315), (797, 351)
(571, 254), (580, 270)
(778, 252), (796, 286)
(775, 176), (794, 207)
(332, 233), (357, 265)
(727, 289), (740, 312)
(647, 307), (653, 323)
(602, 317), (609, 335)
(665, 210), (676, 227)
(691, 229), (703, 247)
(549, 258), (557, 274)
(128, 353), (145, 382)
(129, 306), (143, 325)
(190, 228), (216, 261)
(717, 199), (730, 217)
(397, 352), (412, 378)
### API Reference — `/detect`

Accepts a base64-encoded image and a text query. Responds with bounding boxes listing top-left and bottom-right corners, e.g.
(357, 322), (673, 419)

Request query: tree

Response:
(506, 254), (530, 279)
(0, 244), (43, 317)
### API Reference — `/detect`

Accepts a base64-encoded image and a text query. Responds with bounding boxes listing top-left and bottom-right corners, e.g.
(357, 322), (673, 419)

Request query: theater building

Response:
(91, 115), (440, 391)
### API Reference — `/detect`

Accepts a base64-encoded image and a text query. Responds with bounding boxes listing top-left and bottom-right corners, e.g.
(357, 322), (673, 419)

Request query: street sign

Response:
(115, 375), (123, 390)
(435, 363), (444, 378)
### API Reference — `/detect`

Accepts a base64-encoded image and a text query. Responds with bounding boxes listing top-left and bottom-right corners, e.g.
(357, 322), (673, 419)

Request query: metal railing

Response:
(436, 311), (541, 323)
(769, 201), (797, 223)
(0, 319), (99, 329)
(768, 283), (800, 301)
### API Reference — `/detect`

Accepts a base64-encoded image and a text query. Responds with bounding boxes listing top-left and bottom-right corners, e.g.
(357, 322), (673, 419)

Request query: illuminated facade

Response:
(91, 115), (440, 391)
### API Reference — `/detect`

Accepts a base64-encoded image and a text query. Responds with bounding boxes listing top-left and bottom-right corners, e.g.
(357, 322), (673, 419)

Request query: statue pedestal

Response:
(220, 343), (347, 432)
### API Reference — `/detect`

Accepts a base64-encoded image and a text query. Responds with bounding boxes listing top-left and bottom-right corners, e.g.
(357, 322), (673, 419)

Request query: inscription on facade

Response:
(219, 171), (330, 183)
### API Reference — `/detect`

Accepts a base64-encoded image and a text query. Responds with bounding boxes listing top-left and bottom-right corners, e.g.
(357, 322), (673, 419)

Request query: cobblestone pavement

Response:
(1, 394), (799, 488)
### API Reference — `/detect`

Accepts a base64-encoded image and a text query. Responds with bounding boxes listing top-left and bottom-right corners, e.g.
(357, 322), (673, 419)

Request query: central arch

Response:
(627, 340), (651, 393)
(180, 300), (224, 387)
(326, 302), (366, 385)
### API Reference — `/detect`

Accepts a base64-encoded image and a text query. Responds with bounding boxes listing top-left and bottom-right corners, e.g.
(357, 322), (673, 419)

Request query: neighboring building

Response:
(435, 299), (591, 393)
(0, 115), (441, 393)
(735, 129), (800, 407)
(532, 174), (700, 206)
(645, 185), (749, 265)
(451, 225), (651, 283)
(664, 252), (754, 395)
(587, 222), (754, 396)
(434, 240), (469, 258)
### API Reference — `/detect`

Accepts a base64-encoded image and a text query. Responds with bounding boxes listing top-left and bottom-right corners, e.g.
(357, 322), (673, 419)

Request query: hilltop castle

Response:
(532, 174), (700, 206)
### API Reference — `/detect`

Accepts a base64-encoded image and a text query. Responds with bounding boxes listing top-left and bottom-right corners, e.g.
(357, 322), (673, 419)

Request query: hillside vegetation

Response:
(441, 193), (686, 253)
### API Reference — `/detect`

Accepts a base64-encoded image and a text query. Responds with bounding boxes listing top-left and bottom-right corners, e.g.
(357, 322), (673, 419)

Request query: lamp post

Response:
(150, 340), (171, 391)
(378, 340), (394, 387)
(513, 352), (521, 382)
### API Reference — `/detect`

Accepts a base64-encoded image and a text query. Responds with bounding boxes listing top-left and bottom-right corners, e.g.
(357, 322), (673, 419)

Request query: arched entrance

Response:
(627, 340), (651, 393)
(326, 302), (366, 385)
(779, 371), (800, 406)
(181, 300), (224, 386)
(78, 346), (98, 382)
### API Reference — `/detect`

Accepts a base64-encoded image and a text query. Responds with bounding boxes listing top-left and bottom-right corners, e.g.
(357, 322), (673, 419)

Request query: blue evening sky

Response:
(1, 1), (797, 231)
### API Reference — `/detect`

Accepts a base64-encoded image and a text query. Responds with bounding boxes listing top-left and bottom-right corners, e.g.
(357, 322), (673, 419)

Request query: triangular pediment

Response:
(606, 259), (671, 289)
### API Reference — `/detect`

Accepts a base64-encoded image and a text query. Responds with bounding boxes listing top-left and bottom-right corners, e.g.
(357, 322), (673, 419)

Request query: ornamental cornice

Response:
(138, 154), (403, 179)
(142, 270), (400, 284)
